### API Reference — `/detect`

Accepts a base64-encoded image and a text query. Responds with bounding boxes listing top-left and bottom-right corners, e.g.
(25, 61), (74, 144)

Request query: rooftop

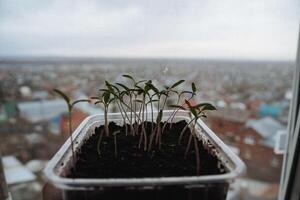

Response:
(2, 156), (36, 185)
(208, 107), (251, 123)
(18, 99), (67, 123)
(246, 117), (286, 148)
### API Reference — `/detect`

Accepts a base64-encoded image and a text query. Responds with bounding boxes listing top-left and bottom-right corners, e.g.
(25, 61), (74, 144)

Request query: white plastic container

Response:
(44, 110), (246, 200)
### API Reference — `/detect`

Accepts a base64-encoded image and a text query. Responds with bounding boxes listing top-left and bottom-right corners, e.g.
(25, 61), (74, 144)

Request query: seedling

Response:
(60, 75), (218, 175)
(165, 82), (197, 131)
(173, 99), (216, 174)
(53, 89), (90, 166)
(91, 88), (115, 136)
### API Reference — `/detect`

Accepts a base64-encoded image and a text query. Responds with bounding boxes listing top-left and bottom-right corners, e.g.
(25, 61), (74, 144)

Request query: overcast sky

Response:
(0, 0), (299, 60)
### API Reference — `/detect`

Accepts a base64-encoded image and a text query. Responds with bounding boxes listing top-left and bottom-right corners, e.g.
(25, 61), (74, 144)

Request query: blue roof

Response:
(18, 100), (68, 123)
(258, 104), (283, 118)
(246, 117), (286, 148)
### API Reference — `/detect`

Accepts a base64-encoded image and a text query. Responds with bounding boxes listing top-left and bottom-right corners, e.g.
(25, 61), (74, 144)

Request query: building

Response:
(60, 109), (88, 137)
(208, 109), (285, 182)
(17, 99), (67, 123)
(0, 101), (18, 124)
(239, 117), (285, 181)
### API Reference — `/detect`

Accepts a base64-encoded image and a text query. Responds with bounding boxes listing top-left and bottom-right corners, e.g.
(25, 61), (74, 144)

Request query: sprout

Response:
(57, 75), (217, 175)
(160, 80), (186, 132)
(166, 82), (197, 131)
(111, 81), (139, 136)
(53, 89), (90, 167)
(105, 81), (131, 136)
(91, 88), (115, 137)
(174, 99), (216, 174)
(122, 74), (147, 123)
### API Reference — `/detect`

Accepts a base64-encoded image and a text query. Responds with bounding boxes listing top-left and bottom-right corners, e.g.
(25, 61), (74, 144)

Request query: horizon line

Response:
(0, 55), (294, 63)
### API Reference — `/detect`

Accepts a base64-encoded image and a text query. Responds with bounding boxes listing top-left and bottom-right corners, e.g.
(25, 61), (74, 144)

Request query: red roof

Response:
(60, 109), (88, 136)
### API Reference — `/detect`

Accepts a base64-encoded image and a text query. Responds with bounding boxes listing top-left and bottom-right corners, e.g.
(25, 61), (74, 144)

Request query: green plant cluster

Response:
(53, 74), (216, 174)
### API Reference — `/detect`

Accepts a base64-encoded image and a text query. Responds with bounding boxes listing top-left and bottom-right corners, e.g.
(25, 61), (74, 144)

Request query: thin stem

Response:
(158, 125), (162, 150)
(118, 100), (135, 136)
(155, 123), (161, 151)
(152, 96), (161, 146)
(141, 100), (147, 151)
(97, 130), (104, 156)
(137, 101), (143, 124)
(134, 94), (137, 123)
(138, 102), (147, 151)
(161, 93), (168, 111)
(150, 101), (154, 134)
(118, 99), (141, 135)
(169, 95), (193, 130)
(116, 101), (127, 135)
(178, 118), (195, 144)
(114, 133), (118, 158)
(119, 101), (131, 122)
(194, 135), (200, 174)
(68, 110), (76, 167)
(104, 106), (109, 136)
(184, 133), (192, 158)
(148, 126), (157, 152)
(130, 94), (133, 134)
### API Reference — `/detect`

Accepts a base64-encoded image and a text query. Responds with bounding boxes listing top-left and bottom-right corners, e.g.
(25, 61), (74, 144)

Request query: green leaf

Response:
(191, 82), (197, 93)
(94, 100), (103, 105)
(72, 99), (90, 107)
(201, 113), (207, 118)
(180, 91), (193, 95)
(122, 74), (134, 81)
(160, 90), (169, 97)
(109, 97), (116, 104)
(149, 83), (160, 94)
(90, 96), (100, 100)
(132, 85), (144, 96)
(171, 80), (185, 89)
(110, 84), (120, 92)
(53, 89), (70, 104)
(135, 80), (147, 85)
(105, 81), (115, 93)
(145, 80), (152, 87)
(99, 88), (109, 92)
(105, 81), (120, 93)
(185, 99), (192, 108)
(120, 90), (129, 97)
(190, 107), (198, 118)
(133, 99), (143, 103)
(202, 104), (217, 111)
(200, 103), (217, 111)
(103, 92), (111, 104)
(193, 103), (214, 109)
(135, 85), (143, 90)
(144, 84), (151, 93)
(115, 83), (130, 91)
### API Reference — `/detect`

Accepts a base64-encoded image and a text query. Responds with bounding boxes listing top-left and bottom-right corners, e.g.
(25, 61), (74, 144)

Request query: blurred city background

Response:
(0, 0), (299, 200)
(0, 58), (294, 200)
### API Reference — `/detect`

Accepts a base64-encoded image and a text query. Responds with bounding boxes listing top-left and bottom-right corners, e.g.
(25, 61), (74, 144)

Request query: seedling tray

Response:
(44, 110), (246, 200)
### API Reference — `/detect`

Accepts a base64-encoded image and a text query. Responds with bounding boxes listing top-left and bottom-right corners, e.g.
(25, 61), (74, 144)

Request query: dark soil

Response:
(67, 120), (226, 178)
